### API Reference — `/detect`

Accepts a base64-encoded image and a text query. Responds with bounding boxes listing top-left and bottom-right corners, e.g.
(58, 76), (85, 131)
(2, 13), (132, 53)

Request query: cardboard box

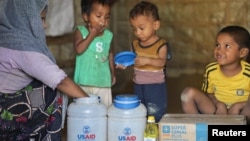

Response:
(159, 114), (246, 141)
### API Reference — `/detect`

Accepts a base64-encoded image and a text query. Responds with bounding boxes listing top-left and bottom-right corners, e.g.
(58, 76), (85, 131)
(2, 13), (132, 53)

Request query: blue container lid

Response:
(115, 94), (139, 101)
(114, 94), (140, 109)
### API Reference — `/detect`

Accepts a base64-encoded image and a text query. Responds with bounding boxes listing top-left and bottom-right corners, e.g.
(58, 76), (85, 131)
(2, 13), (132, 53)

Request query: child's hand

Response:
(96, 22), (106, 33)
(215, 102), (227, 114)
(134, 56), (149, 66)
(116, 64), (127, 70)
(88, 22), (106, 36)
(228, 102), (245, 115)
(112, 75), (116, 86)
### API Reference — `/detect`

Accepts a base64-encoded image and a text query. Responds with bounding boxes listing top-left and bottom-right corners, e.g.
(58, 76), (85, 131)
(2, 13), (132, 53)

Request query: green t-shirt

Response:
(74, 26), (113, 87)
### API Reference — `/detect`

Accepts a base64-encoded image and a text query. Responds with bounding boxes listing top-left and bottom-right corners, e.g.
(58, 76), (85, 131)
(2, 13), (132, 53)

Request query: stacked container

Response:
(108, 94), (147, 141)
(67, 95), (107, 141)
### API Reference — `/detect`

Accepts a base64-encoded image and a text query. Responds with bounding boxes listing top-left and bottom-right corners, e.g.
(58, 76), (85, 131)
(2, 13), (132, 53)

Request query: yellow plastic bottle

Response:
(144, 116), (159, 141)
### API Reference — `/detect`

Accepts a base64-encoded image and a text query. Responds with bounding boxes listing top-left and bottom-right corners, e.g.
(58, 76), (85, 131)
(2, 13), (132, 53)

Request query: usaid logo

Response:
(77, 125), (96, 140)
(82, 126), (91, 134)
(123, 127), (132, 135)
(118, 127), (136, 141)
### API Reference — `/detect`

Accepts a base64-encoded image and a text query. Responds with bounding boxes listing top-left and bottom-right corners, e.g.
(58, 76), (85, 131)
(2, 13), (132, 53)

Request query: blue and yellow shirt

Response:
(202, 60), (250, 107)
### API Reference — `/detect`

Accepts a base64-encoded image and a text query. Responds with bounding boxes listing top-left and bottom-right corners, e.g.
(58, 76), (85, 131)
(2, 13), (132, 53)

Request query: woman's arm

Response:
(57, 77), (89, 98)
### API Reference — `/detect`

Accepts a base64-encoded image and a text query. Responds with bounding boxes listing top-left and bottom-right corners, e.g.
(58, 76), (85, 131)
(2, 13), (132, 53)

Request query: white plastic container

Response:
(67, 95), (107, 141)
(108, 94), (147, 141)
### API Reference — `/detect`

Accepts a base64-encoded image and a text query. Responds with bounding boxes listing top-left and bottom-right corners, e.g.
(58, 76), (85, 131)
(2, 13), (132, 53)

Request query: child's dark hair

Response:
(129, 1), (160, 21)
(81, 0), (114, 15)
(217, 25), (250, 62)
(218, 26), (250, 50)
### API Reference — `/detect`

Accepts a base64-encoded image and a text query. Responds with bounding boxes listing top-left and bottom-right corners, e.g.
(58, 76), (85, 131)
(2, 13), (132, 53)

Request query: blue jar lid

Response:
(115, 94), (139, 101)
(114, 94), (140, 109)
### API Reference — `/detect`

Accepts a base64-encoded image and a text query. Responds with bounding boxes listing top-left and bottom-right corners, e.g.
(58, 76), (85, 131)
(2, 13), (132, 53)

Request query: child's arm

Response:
(134, 44), (167, 67)
(74, 24), (105, 55)
(109, 47), (116, 85)
(73, 28), (95, 55)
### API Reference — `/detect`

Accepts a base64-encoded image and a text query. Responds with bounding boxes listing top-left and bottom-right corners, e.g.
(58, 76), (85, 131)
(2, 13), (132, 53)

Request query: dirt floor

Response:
(62, 74), (203, 140)
(112, 73), (204, 114)
(166, 74), (203, 113)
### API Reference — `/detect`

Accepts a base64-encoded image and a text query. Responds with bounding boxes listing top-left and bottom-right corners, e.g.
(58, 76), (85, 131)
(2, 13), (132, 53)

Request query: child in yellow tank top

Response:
(117, 1), (170, 122)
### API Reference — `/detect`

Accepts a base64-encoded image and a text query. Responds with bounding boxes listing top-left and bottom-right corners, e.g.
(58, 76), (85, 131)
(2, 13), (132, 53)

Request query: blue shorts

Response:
(134, 82), (167, 122)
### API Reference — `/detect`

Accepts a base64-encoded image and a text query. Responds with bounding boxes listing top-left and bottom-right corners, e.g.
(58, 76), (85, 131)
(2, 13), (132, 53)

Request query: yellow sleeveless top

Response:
(132, 38), (167, 71)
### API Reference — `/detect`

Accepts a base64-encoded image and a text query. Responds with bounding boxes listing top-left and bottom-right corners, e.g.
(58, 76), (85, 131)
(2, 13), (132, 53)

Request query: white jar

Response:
(108, 94), (147, 141)
(67, 95), (107, 141)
